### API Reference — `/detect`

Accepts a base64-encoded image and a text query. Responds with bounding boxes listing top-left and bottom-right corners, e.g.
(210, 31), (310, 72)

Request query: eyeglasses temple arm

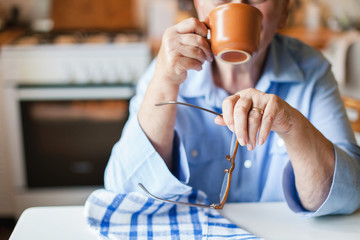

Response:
(156, 101), (222, 117)
(138, 183), (216, 209)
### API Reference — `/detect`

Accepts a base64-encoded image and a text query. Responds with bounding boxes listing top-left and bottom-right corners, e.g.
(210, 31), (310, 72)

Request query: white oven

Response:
(0, 34), (151, 216)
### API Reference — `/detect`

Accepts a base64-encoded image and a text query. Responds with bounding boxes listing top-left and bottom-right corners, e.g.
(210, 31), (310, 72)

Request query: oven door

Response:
(15, 85), (134, 188)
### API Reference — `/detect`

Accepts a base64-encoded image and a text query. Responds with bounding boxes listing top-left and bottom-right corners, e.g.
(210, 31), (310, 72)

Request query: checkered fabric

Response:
(84, 189), (262, 239)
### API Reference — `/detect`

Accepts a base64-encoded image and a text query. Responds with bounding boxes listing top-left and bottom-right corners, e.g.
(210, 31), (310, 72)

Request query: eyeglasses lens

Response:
(219, 171), (230, 203)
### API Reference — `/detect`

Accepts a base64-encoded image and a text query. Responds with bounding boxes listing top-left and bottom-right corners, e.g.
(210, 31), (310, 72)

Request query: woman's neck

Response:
(212, 47), (268, 95)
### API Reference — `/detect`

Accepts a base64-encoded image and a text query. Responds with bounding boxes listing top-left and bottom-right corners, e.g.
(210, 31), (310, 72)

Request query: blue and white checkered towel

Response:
(84, 189), (262, 239)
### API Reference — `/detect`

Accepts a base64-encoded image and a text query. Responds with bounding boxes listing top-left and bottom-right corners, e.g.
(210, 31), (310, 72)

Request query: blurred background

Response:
(0, 0), (360, 238)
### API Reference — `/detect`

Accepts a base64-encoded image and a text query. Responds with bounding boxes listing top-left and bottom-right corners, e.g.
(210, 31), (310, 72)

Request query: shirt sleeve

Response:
(282, 61), (360, 217)
(283, 143), (360, 217)
(104, 60), (192, 198)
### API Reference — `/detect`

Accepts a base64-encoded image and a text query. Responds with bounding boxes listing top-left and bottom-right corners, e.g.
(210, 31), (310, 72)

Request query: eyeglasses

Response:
(139, 101), (239, 209)
(210, 0), (268, 6)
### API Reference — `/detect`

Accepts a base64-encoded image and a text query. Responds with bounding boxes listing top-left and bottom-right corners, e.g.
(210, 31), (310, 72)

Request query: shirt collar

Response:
(179, 34), (305, 104)
(179, 61), (229, 108)
(262, 34), (305, 84)
(179, 61), (214, 98)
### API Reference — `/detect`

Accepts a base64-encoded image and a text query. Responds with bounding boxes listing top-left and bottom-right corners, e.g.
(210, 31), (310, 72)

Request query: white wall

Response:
(319, 0), (360, 21)
(0, 0), (51, 22)
(288, 0), (360, 29)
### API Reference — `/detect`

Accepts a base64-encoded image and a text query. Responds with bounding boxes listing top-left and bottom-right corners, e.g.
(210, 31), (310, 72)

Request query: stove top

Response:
(9, 30), (144, 46)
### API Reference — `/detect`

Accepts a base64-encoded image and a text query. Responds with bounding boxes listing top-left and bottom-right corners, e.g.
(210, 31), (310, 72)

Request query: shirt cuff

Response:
(282, 144), (360, 217)
(173, 130), (190, 184)
(104, 115), (192, 198)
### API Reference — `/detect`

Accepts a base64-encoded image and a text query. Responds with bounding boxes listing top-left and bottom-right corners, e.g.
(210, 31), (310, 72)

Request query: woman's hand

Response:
(215, 88), (296, 151)
(139, 18), (212, 168)
(215, 88), (335, 211)
(155, 17), (213, 85)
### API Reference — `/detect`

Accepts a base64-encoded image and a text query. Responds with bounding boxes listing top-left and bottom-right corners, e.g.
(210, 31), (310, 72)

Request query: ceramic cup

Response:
(205, 3), (263, 64)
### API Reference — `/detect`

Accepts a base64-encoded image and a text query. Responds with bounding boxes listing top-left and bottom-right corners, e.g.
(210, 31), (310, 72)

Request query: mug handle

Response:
(201, 18), (210, 29)
(201, 18), (211, 42)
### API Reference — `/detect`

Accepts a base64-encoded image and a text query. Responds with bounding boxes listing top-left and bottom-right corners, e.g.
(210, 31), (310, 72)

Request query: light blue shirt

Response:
(104, 34), (360, 217)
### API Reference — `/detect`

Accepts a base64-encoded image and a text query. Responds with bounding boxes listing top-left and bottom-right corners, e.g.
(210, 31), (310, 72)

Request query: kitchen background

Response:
(0, 0), (359, 238)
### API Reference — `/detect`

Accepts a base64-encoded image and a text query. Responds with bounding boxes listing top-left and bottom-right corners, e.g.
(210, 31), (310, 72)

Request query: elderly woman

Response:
(105, 0), (360, 216)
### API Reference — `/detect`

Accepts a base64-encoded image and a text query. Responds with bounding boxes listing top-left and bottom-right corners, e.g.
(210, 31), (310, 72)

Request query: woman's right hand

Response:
(138, 18), (212, 167)
(155, 17), (213, 85)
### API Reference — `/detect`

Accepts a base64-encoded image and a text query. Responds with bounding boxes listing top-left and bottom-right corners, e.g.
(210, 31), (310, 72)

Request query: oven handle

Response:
(16, 86), (135, 101)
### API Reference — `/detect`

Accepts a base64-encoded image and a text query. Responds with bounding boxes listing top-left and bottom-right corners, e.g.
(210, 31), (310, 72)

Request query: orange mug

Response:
(204, 3), (263, 64)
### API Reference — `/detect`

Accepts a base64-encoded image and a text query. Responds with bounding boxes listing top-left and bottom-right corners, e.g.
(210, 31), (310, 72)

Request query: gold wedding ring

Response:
(251, 107), (264, 115)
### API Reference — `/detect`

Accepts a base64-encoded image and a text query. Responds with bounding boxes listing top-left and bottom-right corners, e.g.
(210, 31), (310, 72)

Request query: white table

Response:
(10, 203), (360, 240)
(9, 206), (97, 240)
(222, 202), (360, 240)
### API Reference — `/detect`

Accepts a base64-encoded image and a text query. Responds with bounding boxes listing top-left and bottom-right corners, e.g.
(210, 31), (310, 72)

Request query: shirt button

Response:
(277, 139), (285, 147)
(244, 159), (252, 168)
(191, 149), (199, 158)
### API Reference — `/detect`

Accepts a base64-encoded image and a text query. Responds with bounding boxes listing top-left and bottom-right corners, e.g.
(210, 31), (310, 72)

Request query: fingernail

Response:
(258, 137), (264, 146)
(239, 138), (246, 146)
(229, 124), (234, 132)
(247, 144), (252, 151)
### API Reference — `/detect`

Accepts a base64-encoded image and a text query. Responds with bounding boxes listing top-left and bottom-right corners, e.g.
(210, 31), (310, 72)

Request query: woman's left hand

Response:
(215, 88), (335, 211)
(215, 88), (297, 151)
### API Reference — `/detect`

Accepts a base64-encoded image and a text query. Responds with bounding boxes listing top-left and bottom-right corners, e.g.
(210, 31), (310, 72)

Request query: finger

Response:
(233, 97), (252, 147)
(179, 34), (213, 62)
(257, 103), (274, 146)
(175, 17), (208, 38)
(214, 115), (226, 126)
(222, 95), (240, 132)
(175, 56), (203, 74)
(178, 44), (207, 63)
(247, 107), (263, 151)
